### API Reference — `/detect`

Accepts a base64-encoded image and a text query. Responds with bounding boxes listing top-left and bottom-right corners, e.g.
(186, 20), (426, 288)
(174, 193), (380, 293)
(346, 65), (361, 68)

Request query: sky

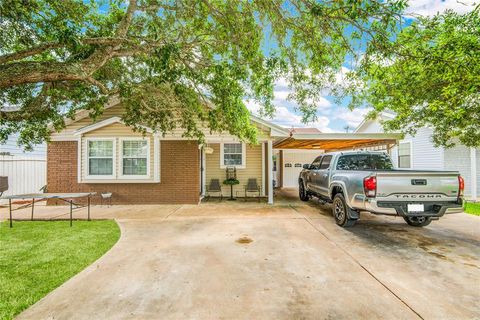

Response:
(246, 0), (477, 133)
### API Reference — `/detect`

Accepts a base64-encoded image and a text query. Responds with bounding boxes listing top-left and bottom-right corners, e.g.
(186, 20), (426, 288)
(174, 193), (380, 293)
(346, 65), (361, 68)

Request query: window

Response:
(319, 155), (332, 170)
(88, 140), (114, 177)
(122, 140), (149, 176)
(285, 163), (292, 168)
(336, 154), (393, 171)
(398, 142), (412, 168)
(295, 163), (302, 167)
(221, 143), (245, 168)
(311, 156), (323, 169)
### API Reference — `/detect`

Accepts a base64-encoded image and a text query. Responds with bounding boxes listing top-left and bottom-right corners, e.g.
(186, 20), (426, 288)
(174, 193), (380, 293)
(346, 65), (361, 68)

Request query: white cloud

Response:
(245, 100), (335, 133)
(406, 0), (477, 16)
(335, 108), (371, 128)
(273, 90), (290, 101)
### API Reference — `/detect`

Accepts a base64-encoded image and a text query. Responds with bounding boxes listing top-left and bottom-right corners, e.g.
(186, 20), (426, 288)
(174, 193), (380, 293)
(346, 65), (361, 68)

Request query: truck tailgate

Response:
(375, 171), (460, 202)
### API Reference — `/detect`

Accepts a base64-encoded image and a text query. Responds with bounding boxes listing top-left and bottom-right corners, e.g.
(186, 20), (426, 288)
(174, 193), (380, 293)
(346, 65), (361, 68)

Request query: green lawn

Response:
(0, 220), (120, 320)
(465, 202), (480, 216)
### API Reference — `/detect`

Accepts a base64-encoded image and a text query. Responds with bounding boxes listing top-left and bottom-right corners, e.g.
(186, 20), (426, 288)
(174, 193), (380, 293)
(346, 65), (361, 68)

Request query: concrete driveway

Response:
(10, 190), (480, 319)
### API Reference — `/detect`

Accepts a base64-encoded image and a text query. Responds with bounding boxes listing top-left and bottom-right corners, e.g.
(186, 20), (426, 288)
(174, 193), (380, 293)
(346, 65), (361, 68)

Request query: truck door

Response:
(315, 155), (333, 197)
(306, 155), (322, 193)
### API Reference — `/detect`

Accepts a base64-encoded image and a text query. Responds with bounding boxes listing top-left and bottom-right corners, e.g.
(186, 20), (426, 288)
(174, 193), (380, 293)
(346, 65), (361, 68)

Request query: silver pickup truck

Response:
(298, 151), (464, 227)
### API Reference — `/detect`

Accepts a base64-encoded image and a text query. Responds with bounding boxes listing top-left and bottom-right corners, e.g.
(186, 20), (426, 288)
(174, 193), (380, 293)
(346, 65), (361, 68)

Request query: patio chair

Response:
(244, 178), (261, 202)
(101, 192), (113, 206)
(206, 179), (223, 201)
(0, 176), (7, 197)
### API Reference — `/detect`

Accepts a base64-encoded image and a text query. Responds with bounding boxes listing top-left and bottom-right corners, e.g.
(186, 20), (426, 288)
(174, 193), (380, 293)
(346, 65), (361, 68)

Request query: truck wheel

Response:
(299, 182), (309, 201)
(332, 193), (357, 227)
(403, 216), (432, 227)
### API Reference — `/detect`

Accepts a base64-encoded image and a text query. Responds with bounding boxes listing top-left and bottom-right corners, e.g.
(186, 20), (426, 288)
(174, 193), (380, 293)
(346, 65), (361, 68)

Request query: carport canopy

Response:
(274, 133), (401, 151)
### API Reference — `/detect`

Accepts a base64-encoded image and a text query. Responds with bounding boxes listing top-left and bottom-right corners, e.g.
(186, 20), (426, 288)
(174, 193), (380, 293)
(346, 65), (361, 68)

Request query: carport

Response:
(273, 132), (401, 189)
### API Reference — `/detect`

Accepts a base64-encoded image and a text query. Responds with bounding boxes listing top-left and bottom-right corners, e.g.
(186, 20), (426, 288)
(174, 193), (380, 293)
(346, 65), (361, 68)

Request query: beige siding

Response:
(51, 103), (272, 141)
(205, 143), (263, 197)
(51, 104), (128, 140)
(81, 123), (155, 182)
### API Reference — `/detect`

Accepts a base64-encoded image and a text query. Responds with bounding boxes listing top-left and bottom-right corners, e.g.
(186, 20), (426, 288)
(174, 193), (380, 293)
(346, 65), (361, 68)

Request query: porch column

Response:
(471, 148), (477, 201)
(268, 140), (273, 204)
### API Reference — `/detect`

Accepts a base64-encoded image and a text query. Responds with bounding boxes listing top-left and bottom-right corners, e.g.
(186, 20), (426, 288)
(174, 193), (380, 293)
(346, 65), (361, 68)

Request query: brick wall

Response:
(47, 140), (200, 204)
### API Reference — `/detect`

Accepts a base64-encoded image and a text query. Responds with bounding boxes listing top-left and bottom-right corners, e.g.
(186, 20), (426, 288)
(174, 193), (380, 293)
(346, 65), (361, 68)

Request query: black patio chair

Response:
(244, 178), (261, 202)
(206, 179), (223, 201)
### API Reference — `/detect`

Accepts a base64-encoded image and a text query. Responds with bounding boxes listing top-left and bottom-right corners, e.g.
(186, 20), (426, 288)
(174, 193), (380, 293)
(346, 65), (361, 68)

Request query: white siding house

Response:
(356, 115), (479, 200)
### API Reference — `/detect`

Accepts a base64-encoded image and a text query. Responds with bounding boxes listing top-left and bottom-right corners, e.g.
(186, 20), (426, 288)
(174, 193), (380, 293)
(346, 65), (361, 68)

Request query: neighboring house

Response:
(0, 134), (46, 200)
(355, 113), (479, 201)
(48, 101), (289, 204)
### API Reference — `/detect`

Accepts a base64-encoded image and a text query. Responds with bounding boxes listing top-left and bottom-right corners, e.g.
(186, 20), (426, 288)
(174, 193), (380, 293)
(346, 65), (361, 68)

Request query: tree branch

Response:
(85, 77), (109, 94)
(116, 0), (137, 37)
(0, 43), (64, 65)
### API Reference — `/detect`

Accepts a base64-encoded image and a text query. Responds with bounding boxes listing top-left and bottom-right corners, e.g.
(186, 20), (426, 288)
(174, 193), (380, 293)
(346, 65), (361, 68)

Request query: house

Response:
(47, 99), (399, 205)
(47, 99), (291, 205)
(355, 112), (479, 201)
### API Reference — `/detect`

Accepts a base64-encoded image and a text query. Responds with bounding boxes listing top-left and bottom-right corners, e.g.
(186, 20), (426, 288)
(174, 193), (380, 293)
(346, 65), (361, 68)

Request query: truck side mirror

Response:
(303, 164), (311, 169)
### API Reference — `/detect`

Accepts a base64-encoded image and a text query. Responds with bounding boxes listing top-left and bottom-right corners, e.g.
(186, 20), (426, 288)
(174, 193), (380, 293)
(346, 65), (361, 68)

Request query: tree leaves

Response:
(0, 0), (407, 149)
(353, 6), (480, 147)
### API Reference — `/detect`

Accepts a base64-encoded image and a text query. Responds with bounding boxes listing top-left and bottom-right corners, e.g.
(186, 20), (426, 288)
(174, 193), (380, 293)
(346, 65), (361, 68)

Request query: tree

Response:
(0, 0), (406, 148)
(352, 5), (480, 147)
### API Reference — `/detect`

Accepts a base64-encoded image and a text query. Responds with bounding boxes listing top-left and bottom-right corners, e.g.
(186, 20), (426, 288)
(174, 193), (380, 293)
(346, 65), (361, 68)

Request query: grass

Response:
(0, 220), (120, 320)
(465, 202), (480, 216)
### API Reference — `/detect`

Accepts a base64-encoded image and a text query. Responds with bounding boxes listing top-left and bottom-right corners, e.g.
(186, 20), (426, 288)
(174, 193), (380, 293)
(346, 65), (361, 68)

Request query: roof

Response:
(274, 132), (401, 151)
(354, 111), (395, 133)
(249, 115), (290, 137)
(60, 98), (289, 138)
(74, 116), (153, 135)
(289, 127), (322, 134)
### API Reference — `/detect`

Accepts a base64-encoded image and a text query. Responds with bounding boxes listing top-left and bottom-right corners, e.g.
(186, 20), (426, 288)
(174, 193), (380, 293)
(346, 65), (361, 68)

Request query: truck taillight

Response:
(458, 176), (464, 197)
(364, 176), (377, 198)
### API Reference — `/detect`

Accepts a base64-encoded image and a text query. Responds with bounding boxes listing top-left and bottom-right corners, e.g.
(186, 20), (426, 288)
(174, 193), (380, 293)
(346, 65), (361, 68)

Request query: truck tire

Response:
(299, 181), (309, 201)
(332, 193), (357, 227)
(403, 216), (432, 227)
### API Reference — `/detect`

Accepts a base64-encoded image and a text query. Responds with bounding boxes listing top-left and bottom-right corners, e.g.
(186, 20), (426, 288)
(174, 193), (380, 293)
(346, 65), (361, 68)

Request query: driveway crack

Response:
(163, 205), (184, 220)
(288, 204), (424, 320)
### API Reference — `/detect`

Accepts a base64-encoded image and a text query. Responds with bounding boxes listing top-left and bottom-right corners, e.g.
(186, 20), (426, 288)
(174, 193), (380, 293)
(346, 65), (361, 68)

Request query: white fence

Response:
(0, 155), (46, 203)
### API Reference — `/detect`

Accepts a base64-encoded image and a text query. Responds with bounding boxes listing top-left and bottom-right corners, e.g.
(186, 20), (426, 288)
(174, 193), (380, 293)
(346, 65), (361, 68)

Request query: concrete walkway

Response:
(4, 191), (479, 319)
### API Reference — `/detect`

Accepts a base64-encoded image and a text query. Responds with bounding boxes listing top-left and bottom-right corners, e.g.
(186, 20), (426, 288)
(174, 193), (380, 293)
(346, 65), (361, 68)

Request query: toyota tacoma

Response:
(298, 151), (464, 227)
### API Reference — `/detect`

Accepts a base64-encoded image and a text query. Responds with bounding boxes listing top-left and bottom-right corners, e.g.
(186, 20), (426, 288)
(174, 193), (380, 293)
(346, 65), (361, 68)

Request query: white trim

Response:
(48, 96), (120, 133)
(397, 140), (413, 169)
(250, 115), (290, 137)
(354, 111), (396, 133)
(77, 136), (82, 183)
(201, 147), (206, 196)
(154, 136), (160, 183)
(81, 179), (160, 184)
(471, 148), (477, 201)
(267, 140), (273, 204)
(290, 132), (402, 140)
(74, 116), (153, 136)
(119, 137), (151, 179)
(220, 142), (246, 169)
(261, 142), (265, 196)
(85, 138), (116, 180)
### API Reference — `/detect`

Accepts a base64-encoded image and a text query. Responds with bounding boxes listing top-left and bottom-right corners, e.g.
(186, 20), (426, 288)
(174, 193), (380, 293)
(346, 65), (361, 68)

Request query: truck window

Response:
(319, 155), (332, 169)
(311, 156), (322, 169)
(336, 154), (393, 170)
